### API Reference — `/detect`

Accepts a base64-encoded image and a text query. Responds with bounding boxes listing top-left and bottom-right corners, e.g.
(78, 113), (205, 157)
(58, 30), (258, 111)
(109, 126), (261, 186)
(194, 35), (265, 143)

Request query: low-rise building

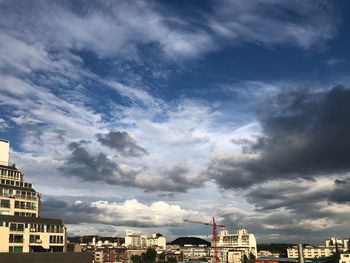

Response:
(288, 236), (350, 259)
(287, 245), (334, 259)
(181, 244), (209, 260)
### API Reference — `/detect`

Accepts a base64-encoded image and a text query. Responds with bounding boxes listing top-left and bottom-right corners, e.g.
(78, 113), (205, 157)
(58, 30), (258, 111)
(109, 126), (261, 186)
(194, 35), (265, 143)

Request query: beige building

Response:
(287, 245), (334, 259)
(124, 232), (166, 250)
(340, 252), (350, 263)
(181, 244), (209, 259)
(288, 237), (350, 259)
(0, 139), (67, 253)
(214, 229), (257, 263)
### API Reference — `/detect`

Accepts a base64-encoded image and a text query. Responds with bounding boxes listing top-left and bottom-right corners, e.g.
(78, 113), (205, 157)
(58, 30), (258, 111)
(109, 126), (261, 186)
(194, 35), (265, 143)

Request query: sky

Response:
(1, 0), (350, 244)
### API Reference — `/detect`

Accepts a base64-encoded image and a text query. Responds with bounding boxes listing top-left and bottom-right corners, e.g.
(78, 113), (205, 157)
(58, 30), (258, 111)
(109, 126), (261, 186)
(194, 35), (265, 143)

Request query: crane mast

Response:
(184, 217), (225, 263)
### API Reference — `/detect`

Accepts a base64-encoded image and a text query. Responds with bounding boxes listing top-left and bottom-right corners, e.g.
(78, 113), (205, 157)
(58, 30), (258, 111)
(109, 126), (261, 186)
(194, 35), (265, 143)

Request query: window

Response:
(9, 246), (23, 252)
(9, 234), (23, 243)
(9, 223), (24, 231)
(49, 235), (64, 244)
(0, 199), (10, 208)
(29, 235), (41, 243)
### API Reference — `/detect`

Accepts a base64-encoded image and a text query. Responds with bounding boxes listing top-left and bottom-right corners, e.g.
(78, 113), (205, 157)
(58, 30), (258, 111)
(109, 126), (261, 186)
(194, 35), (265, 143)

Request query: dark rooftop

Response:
(0, 164), (19, 171)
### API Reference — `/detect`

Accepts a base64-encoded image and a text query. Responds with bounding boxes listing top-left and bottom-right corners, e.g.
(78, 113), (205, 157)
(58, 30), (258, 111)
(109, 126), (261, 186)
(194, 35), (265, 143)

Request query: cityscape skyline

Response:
(1, 0), (350, 244)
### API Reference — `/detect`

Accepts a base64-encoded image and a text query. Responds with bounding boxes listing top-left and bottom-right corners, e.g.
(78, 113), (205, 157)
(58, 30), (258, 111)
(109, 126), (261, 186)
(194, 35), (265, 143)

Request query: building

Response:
(326, 237), (349, 251)
(287, 246), (334, 259)
(147, 233), (166, 250)
(340, 252), (350, 263)
(181, 244), (209, 260)
(124, 232), (166, 250)
(124, 233), (148, 248)
(0, 139), (67, 253)
(214, 229), (257, 263)
(288, 237), (350, 259)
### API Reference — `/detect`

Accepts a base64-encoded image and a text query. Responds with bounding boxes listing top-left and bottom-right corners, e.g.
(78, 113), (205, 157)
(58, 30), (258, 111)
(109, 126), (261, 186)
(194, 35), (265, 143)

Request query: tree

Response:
(145, 247), (157, 263)
(131, 255), (143, 263)
(242, 254), (249, 263)
(249, 252), (256, 260)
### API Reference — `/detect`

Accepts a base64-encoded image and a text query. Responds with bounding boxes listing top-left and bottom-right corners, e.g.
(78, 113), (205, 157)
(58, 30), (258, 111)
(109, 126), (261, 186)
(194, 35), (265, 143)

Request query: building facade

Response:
(0, 139), (67, 253)
(287, 246), (334, 259)
(214, 229), (257, 263)
(340, 252), (350, 263)
(288, 237), (350, 259)
(124, 232), (166, 250)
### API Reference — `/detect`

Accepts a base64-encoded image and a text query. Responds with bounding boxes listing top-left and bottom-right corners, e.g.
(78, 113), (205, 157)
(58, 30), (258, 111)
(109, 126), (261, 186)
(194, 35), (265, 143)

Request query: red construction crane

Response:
(184, 217), (225, 263)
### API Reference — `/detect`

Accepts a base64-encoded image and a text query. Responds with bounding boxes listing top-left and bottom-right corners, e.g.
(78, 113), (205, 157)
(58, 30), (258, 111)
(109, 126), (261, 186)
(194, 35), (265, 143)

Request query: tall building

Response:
(214, 229), (257, 263)
(0, 139), (67, 253)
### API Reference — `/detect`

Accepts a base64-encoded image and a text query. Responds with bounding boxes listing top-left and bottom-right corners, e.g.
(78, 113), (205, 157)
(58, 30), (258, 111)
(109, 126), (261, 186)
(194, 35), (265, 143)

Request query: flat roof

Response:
(0, 164), (19, 171)
(0, 215), (65, 225)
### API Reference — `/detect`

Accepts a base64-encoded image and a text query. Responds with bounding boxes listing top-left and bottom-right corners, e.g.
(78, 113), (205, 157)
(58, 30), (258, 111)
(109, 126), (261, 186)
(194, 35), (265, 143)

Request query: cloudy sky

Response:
(1, 0), (350, 244)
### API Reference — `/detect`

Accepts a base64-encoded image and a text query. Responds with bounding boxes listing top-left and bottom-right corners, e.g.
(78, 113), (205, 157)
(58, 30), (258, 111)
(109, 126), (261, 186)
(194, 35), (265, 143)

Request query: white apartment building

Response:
(340, 252), (350, 263)
(214, 229), (257, 263)
(181, 244), (209, 259)
(124, 232), (166, 250)
(148, 233), (166, 250)
(326, 237), (349, 251)
(0, 139), (67, 253)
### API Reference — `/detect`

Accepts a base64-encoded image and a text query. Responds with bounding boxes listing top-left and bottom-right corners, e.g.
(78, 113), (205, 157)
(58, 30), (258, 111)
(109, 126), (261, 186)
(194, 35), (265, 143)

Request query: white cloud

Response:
(91, 199), (211, 227)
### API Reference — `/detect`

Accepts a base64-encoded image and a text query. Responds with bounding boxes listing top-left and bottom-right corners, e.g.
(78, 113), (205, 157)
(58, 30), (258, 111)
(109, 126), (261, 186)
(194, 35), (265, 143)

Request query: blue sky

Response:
(1, 0), (350, 244)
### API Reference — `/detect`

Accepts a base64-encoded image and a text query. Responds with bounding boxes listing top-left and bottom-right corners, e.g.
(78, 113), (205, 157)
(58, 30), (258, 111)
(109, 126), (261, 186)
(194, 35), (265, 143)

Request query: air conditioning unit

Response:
(30, 228), (36, 232)
(9, 194), (14, 198)
(36, 239), (42, 243)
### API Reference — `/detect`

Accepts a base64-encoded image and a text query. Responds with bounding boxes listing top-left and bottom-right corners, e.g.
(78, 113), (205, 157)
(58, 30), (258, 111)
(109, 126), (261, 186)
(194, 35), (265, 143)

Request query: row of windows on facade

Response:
(0, 169), (21, 180)
(0, 210), (37, 217)
(0, 199), (37, 210)
(1, 188), (37, 199)
(9, 234), (64, 244)
(0, 222), (64, 233)
(1, 179), (33, 189)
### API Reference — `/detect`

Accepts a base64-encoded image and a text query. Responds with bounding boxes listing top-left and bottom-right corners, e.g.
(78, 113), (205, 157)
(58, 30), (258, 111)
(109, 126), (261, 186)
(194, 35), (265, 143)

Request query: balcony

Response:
(0, 192), (37, 201)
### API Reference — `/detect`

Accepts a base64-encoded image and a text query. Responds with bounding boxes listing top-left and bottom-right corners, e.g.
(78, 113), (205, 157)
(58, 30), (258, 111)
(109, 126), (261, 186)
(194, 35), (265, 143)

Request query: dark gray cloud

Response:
(61, 142), (199, 192)
(41, 198), (96, 224)
(328, 179), (350, 204)
(60, 140), (139, 186)
(97, 131), (148, 157)
(142, 165), (204, 193)
(209, 86), (350, 189)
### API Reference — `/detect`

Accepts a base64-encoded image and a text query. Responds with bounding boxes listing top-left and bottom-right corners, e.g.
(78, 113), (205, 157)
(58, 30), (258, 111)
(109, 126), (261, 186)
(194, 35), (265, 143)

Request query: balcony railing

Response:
(0, 192), (37, 201)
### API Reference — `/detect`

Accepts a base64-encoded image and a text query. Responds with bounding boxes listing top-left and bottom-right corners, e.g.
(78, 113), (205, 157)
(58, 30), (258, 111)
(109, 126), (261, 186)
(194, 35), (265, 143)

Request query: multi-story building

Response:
(326, 237), (349, 251)
(0, 139), (67, 253)
(124, 233), (148, 248)
(124, 232), (166, 250)
(288, 237), (350, 259)
(340, 252), (350, 263)
(147, 233), (166, 250)
(181, 244), (210, 260)
(214, 229), (257, 263)
(287, 245), (334, 259)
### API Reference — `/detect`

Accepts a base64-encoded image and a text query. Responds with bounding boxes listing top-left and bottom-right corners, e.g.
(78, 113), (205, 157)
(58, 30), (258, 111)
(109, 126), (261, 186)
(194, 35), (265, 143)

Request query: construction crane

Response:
(184, 217), (225, 263)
